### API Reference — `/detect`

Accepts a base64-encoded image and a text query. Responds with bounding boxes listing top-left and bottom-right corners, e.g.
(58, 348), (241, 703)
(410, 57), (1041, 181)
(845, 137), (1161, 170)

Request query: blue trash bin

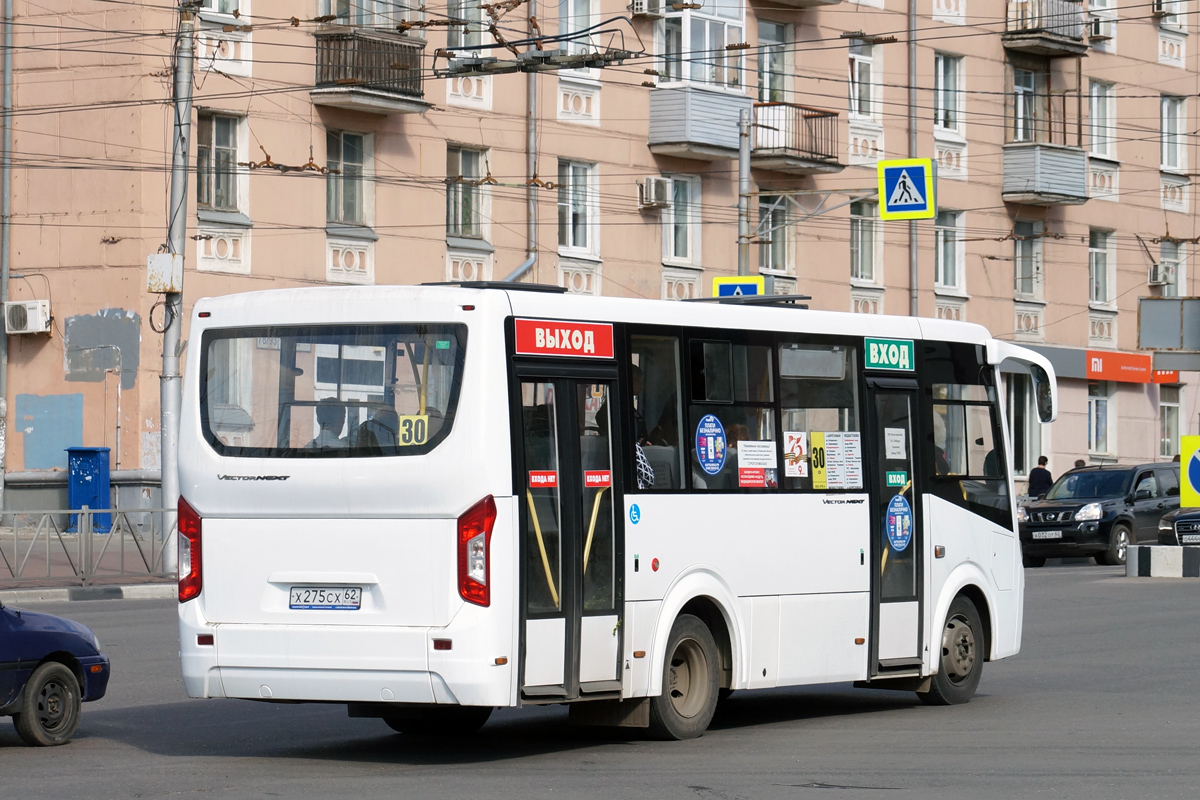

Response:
(67, 447), (112, 533)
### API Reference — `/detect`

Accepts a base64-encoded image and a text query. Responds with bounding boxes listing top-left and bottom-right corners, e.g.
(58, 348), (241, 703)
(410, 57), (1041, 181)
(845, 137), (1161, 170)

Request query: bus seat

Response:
(642, 445), (679, 489)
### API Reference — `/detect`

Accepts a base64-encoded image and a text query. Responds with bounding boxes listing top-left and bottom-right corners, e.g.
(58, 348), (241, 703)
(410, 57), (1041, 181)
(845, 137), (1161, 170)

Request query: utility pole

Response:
(0, 0), (13, 514)
(160, 5), (195, 574)
(907, 0), (919, 317)
(737, 108), (751, 278)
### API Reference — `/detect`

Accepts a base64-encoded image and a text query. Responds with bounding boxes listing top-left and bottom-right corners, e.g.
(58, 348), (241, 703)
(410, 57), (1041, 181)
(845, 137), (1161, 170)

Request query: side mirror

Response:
(1135, 489), (1153, 501)
(1037, 493), (1047, 500)
(1030, 364), (1054, 423)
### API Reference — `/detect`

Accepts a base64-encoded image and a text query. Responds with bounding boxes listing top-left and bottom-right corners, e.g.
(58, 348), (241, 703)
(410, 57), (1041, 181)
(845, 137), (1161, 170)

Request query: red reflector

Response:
(462, 305), (475, 311)
(433, 639), (452, 651)
(198, 311), (211, 317)
(197, 634), (214, 646)
(89, 664), (103, 673)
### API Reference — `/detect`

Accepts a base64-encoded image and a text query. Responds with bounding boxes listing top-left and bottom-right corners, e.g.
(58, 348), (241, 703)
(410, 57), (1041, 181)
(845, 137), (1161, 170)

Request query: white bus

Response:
(178, 283), (1056, 739)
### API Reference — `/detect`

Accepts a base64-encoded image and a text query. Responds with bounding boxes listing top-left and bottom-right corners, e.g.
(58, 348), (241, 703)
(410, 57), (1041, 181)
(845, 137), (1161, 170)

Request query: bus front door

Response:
(866, 379), (924, 675)
(517, 377), (623, 701)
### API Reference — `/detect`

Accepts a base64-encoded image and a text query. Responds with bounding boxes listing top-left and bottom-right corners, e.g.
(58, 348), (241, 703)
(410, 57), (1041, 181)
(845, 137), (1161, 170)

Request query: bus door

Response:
(865, 377), (924, 675)
(515, 368), (623, 701)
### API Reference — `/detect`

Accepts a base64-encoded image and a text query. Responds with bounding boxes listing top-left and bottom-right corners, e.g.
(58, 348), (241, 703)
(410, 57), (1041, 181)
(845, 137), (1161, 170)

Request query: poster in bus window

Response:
(737, 441), (777, 488)
(695, 414), (727, 476)
(886, 494), (913, 551)
(784, 432), (808, 478)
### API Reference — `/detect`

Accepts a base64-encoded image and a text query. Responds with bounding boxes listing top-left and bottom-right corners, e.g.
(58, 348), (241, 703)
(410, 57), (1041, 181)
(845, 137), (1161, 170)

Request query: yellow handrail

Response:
(525, 489), (560, 608)
(582, 487), (609, 574)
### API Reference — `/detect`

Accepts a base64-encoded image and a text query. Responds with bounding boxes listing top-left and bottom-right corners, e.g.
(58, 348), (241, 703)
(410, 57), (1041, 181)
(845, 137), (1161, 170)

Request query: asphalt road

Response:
(3, 563), (1200, 800)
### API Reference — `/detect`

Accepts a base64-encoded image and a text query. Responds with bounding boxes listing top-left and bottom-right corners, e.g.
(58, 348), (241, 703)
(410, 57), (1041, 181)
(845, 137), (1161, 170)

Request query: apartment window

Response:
(201, 0), (238, 11)
(758, 195), (788, 273)
(326, 131), (366, 226)
(557, 160), (596, 254)
(1162, 95), (1185, 171)
(1013, 68), (1038, 142)
(1088, 230), (1114, 305)
(197, 113), (239, 212)
(935, 210), (962, 291)
(1160, 240), (1182, 297)
(1159, 0), (1185, 28)
(758, 22), (786, 103)
(328, 0), (420, 27)
(1089, 81), (1114, 158)
(850, 201), (877, 282)
(559, 0), (594, 56)
(1161, 386), (1181, 457)
(934, 54), (962, 133)
(448, 0), (483, 49)
(1013, 220), (1041, 298)
(848, 40), (873, 118)
(663, 0), (743, 89)
(1088, 381), (1112, 454)
(663, 176), (700, 265)
(1006, 373), (1041, 477)
(446, 146), (484, 239)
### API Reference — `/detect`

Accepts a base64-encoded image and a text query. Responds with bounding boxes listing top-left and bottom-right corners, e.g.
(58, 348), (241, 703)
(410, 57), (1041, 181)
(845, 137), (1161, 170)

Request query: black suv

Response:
(1018, 463), (1180, 567)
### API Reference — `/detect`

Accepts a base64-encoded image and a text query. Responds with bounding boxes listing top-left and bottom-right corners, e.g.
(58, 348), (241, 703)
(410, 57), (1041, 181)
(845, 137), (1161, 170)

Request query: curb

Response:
(1126, 545), (1200, 578)
(0, 583), (176, 604)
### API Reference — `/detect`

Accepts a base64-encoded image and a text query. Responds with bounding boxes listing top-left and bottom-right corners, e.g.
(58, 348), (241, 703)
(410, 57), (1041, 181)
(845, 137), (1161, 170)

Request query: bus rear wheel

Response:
(918, 596), (983, 706)
(648, 614), (719, 740)
(382, 705), (492, 736)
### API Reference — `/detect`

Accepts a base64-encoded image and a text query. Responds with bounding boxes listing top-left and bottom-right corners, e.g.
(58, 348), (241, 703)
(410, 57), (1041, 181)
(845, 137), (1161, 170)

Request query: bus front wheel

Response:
(648, 614), (719, 740)
(382, 705), (492, 736)
(918, 596), (983, 706)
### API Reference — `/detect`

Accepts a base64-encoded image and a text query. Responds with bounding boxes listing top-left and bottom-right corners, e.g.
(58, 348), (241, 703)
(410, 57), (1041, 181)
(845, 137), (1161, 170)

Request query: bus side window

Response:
(778, 343), (859, 492)
(687, 343), (776, 492)
(631, 335), (685, 490)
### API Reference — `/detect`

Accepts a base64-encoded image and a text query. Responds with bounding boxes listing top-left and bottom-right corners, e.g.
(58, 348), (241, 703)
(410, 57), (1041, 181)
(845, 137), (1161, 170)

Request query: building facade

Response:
(1, 0), (1196, 500)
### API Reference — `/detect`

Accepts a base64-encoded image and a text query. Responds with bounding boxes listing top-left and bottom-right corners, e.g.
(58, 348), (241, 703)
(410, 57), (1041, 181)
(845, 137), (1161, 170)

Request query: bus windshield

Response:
(1044, 469), (1132, 501)
(200, 324), (467, 458)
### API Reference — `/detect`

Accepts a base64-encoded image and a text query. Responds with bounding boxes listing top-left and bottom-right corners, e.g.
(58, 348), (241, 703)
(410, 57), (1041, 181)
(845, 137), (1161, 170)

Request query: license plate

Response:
(289, 586), (362, 610)
(1032, 531), (1062, 540)
(1181, 534), (1200, 545)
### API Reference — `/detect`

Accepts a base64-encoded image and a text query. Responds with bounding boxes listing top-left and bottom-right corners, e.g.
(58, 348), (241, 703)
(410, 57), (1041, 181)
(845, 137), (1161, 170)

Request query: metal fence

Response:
(0, 507), (175, 586)
(314, 29), (425, 97)
(753, 103), (840, 164)
(1005, 0), (1086, 38)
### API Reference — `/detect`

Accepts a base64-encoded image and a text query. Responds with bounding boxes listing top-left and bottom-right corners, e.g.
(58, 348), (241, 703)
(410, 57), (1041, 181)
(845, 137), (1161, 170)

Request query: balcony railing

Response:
(753, 103), (840, 166)
(1004, 0), (1087, 53)
(312, 28), (428, 114)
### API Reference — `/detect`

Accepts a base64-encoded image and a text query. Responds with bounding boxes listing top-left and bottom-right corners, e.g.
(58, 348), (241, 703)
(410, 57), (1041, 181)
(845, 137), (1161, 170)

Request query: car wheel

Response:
(12, 662), (82, 747)
(1022, 553), (1046, 568)
(648, 614), (719, 740)
(918, 596), (983, 707)
(1103, 525), (1131, 566)
(382, 705), (492, 735)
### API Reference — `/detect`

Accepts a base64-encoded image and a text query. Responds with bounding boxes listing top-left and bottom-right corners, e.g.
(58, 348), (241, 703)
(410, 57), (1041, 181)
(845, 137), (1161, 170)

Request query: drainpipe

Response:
(907, 0), (919, 317)
(503, 0), (538, 283)
(0, 0), (14, 512)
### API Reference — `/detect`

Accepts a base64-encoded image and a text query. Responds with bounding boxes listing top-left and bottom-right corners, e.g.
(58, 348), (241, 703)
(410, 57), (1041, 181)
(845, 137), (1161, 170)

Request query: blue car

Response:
(0, 601), (110, 746)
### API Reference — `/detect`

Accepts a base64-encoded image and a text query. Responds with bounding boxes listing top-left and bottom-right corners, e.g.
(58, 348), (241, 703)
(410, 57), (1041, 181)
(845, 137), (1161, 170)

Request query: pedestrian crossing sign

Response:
(877, 158), (936, 221)
(713, 276), (765, 297)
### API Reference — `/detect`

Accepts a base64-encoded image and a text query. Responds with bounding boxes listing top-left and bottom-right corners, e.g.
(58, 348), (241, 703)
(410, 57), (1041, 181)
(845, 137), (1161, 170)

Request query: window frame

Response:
(934, 53), (963, 135)
(848, 40), (874, 120)
(447, 0), (484, 49)
(1088, 229), (1115, 307)
(326, 130), (371, 227)
(757, 21), (787, 103)
(849, 200), (878, 283)
(1161, 95), (1186, 172)
(557, 159), (599, 257)
(1160, 240), (1184, 298)
(1089, 80), (1115, 159)
(662, 175), (701, 267)
(1088, 380), (1114, 456)
(758, 194), (789, 274)
(446, 145), (488, 240)
(659, 2), (745, 90)
(1160, 385), (1181, 458)
(196, 112), (242, 213)
(934, 210), (964, 293)
(323, 0), (423, 29)
(1013, 220), (1043, 300)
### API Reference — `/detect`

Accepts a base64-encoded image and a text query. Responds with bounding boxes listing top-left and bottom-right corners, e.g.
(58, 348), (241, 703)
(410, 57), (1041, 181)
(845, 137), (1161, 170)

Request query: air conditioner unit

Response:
(1088, 15), (1112, 42)
(5, 300), (50, 335)
(631, 0), (665, 18)
(1152, 0), (1169, 17)
(1148, 263), (1176, 286)
(640, 176), (672, 209)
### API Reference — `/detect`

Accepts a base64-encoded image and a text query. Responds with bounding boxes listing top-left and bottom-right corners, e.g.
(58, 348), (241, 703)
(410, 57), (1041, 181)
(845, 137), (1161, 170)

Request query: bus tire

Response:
(648, 614), (719, 740)
(382, 705), (492, 736)
(918, 596), (983, 707)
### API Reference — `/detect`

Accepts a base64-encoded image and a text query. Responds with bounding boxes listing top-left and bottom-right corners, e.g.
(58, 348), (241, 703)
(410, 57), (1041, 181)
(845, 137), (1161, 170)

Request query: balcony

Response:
(750, 103), (843, 175)
(311, 29), (431, 115)
(1003, 0), (1088, 56)
(751, 0), (841, 7)
(1002, 142), (1088, 205)
(648, 85), (753, 161)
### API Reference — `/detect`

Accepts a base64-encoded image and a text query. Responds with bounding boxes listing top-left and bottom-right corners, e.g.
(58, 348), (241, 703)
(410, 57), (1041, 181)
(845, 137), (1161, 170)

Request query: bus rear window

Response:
(200, 324), (467, 458)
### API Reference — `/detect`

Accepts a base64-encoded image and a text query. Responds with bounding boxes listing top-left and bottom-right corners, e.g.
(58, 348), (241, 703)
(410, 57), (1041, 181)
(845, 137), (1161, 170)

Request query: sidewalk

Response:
(0, 579), (176, 604)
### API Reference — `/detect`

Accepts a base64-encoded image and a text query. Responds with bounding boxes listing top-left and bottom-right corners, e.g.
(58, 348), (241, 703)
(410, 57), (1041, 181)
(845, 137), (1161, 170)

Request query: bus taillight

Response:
(457, 495), (497, 607)
(178, 497), (203, 603)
